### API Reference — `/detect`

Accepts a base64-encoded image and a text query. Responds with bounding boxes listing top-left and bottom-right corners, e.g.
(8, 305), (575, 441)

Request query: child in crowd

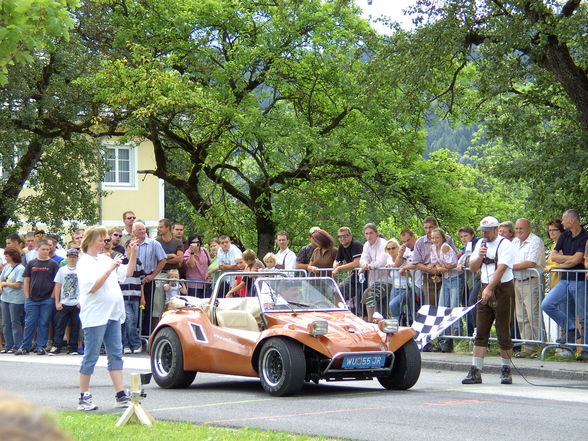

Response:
(163, 269), (187, 303)
(226, 250), (260, 297)
(226, 255), (247, 298)
(263, 253), (278, 271)
(50, 249), (81, 355)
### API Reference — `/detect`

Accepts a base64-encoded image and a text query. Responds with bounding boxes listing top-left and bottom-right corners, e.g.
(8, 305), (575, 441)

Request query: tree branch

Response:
(561, 0), (581, 17)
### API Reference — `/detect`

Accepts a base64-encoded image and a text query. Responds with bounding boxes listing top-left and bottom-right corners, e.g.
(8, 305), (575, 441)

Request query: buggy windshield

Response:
(254, 277), (347, 312)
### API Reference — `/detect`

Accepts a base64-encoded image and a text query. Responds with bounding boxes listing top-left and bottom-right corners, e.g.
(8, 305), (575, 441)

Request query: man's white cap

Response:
(478, 216), (499, 231)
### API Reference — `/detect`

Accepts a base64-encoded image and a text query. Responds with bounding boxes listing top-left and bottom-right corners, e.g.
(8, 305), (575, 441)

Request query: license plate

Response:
(341, 354), (386, 369)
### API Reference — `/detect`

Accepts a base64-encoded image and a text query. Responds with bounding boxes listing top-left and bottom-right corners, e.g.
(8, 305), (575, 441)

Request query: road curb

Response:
(422, 359), (588, 382)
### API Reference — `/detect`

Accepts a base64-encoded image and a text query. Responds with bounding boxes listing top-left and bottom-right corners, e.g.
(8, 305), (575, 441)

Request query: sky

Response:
(355, 0), (418, 32)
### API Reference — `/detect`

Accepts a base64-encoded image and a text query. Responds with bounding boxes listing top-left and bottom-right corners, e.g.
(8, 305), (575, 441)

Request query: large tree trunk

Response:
(0, 138), (48, 230)
(253, 191), (276, 257)
(539, 35), (588, 131)
(256, 214), (276, 259)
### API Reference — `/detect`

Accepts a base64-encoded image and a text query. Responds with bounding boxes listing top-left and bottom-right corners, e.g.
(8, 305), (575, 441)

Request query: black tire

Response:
(151, 327), (197, 389)
(378, 339), (421, 390)
(258, 338), (306, 396)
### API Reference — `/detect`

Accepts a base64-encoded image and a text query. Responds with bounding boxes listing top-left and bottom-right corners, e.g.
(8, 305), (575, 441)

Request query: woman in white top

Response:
(75, 226), (137, 411)
(430, 228), (460, 340)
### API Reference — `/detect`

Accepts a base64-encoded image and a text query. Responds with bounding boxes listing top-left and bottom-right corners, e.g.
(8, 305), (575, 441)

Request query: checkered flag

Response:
(411, 302), (480, 350)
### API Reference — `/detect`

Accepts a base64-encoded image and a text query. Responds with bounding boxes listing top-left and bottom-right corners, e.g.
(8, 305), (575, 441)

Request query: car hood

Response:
(265, 310), (387, 354)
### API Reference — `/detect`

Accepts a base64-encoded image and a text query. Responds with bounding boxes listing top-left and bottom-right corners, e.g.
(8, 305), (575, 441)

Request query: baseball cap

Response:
(478, 216), (499, 231)
(66, 248), (80, 256)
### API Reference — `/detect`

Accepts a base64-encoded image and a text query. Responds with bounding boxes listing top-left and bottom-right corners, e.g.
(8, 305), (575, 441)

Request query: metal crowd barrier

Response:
(140, 269), (307, 338)
(139, 277), (212, 339)
(138, 267), (588, 357)
(540, 269), (587, 358)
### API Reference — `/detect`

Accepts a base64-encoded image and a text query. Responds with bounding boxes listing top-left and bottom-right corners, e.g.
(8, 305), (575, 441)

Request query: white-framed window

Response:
(103, 143), (136, 188)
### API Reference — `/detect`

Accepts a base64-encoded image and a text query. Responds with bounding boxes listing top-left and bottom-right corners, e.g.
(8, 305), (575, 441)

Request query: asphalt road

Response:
(1, 354), (587, 441)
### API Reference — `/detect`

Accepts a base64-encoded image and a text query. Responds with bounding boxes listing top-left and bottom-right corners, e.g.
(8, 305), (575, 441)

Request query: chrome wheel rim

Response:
(261, 347), (284, 387)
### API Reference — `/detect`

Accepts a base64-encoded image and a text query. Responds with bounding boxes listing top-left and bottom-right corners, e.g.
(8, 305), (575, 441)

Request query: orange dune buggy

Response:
(149, 274), (420, 396)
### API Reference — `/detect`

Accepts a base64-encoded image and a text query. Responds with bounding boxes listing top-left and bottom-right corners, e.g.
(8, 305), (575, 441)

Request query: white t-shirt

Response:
(77, 253), (127, 328)
(472, 237), (515, 284)
(512, 232), (545, 279)
(165, 282), (181, 302)
(387, 256), (408, 289)
(54, 265), (80, 306)
(275, 248), (296, 270)
(402, 247), (422, 289)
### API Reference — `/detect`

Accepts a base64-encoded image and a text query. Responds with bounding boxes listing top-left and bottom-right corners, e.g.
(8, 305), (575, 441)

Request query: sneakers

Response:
(115, 391), (131, 408)
(36, 348), (46, 355)
(462, 366), (482, 384)
(14, 348), (29, 356)
(69, 350), (79, 355)
(123, 347), (132, 355)
(132, 346), (143, 354)
(78, 393), (98, 411)
(500, 366), (512, 384)
(48, 346), (60, 356)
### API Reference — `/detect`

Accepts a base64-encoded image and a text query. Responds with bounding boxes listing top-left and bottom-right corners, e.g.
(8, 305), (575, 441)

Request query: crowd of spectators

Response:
(1, 208), (587, 362)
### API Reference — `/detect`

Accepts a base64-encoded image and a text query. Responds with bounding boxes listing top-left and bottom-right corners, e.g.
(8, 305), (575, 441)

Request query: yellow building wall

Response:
(100, 139), (164, 230)
(14, 139), (164, 236)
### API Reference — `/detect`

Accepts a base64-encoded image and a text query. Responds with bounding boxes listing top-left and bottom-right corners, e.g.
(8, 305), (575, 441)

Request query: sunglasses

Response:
(386, 246), (397, 250)
(103, 238), (111, 243)
(337, 234), (350, 239)
(126, 216), (136, 220)
(191, 242), (201, 246)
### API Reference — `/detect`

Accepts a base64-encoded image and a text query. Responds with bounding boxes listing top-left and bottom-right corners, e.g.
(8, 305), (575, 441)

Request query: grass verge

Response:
(56, 412), (341, 441)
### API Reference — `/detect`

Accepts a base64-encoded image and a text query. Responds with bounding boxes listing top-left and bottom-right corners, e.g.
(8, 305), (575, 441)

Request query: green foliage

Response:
(0, 0), (79, 85)
(392, 0), (588, 228)
(18, 136), (105, 230)
(81, 0), (526, 252)
(425, 117), (479, 160)
(0, 23), (109, 235)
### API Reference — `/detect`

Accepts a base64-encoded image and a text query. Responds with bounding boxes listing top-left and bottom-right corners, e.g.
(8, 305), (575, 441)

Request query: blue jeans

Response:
(440, 276), (461, 334)
(541, 279), (586, 340)
(80, 319), (124, 375)
(388, 288), (408, 319)
(21, 298), (54, 350)
(2, 301), (24, 350)
(122, 300), (142, 351)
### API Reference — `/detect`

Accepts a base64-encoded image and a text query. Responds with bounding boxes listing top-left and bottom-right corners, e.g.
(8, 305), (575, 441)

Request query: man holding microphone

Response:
(462, 216), (516, 385)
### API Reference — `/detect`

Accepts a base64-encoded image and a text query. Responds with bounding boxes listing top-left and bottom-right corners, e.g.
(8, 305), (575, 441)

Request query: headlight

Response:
(379, 318), (399, 334)
(308, 320), (328, 336)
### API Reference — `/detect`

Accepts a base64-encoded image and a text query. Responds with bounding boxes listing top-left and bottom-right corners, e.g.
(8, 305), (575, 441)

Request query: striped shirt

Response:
(119, 257), (145, 299)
